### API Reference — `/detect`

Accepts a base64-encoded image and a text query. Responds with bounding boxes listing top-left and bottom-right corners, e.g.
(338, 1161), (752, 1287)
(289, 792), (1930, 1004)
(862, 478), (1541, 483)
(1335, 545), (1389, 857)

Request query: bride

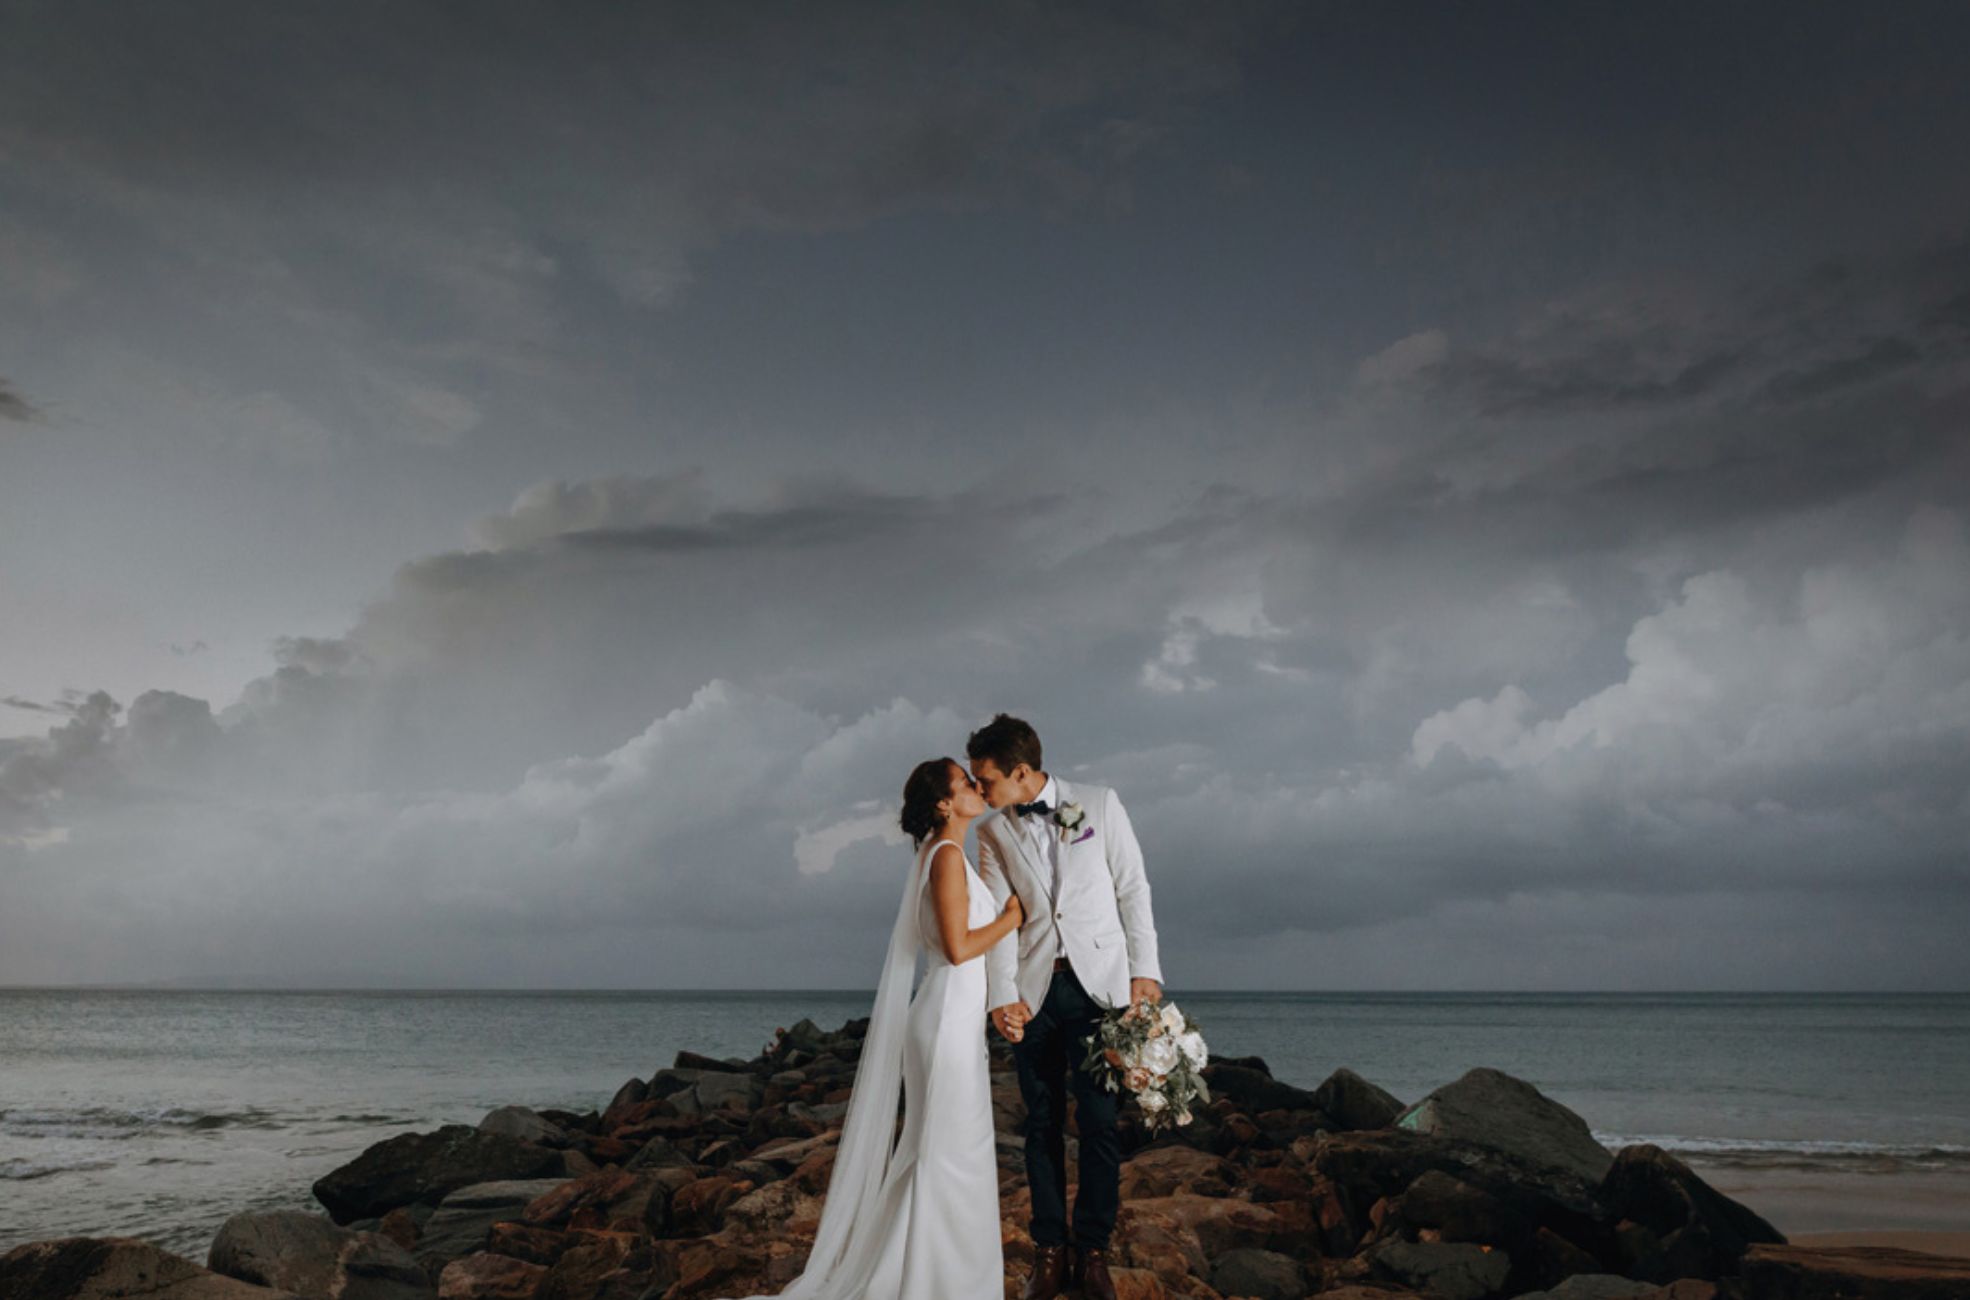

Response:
(725, 757), (1024, 1299)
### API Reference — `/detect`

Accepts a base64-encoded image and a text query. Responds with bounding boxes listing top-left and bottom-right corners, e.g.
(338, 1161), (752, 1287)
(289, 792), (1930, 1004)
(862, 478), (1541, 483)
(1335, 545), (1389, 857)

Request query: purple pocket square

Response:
(1070, 827), (1095, 845)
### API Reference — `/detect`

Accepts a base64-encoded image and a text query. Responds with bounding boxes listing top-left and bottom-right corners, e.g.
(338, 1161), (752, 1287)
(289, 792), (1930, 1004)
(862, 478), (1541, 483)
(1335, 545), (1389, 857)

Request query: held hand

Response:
(1130, 977), (1162, 1010)
(989, 1001), (1032, 1043)
(1001, 894), (1024, 926)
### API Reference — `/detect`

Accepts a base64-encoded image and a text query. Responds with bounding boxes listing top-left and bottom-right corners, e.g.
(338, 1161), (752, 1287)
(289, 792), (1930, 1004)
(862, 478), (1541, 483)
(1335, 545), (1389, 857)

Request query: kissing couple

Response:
(723, 713), (1163, 1300)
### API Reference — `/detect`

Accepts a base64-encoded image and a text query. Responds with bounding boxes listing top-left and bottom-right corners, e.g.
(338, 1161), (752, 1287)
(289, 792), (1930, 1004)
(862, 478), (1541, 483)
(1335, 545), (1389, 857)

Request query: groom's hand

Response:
(990, 1001), (1031, 1043)
(1130, 977), (1162, 1010)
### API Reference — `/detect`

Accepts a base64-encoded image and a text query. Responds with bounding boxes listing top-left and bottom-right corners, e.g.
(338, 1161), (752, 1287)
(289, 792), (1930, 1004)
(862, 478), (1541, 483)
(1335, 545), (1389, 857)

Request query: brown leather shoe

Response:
(1076, 1246), (1117, 1300)
(1021, 1244), (1070, 1300)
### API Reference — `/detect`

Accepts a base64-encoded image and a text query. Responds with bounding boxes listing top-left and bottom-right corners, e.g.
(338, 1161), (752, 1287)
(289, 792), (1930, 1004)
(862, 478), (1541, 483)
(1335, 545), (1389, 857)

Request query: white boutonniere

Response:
(1052, 801), (1093, 845)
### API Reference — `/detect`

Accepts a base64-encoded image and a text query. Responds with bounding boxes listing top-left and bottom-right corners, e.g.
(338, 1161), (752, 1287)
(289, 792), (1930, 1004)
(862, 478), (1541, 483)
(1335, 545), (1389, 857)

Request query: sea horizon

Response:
(6, 986), (1968, 1252)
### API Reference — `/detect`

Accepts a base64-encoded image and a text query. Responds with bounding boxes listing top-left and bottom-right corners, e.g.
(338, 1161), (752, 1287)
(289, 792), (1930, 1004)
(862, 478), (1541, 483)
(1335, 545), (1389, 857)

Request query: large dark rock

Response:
(605, 1077), (648, 1115)
(207, 1210), (430, 1300)
(1313, 1067), (1406, 1131)
(1202, 1062), (1326, 1115)
(672, 1049), (751, 1073)
(1314, 1127), (1607, 1221)
(624, 1135), (694, 1171)
(1, 1237), (297, 1299)
(1369, 1239), (1512, 1300)
(433, 1251), (547, 1299)
(1515, 1276), (1656, 1299)
(1207, 1247), (1307, 1300)
(690, 1071), (764, 1113)
(1393, 1169), (1525, 1243)
(1396, 1068), (1614, 1183)
(1600, 1144), (1783, 1283)
(312, 1126), (566, 1224)
(477, 1105), (567, 1147)
(1736, 1244), (1970, 1299)
(411, 1178), (571, 1278)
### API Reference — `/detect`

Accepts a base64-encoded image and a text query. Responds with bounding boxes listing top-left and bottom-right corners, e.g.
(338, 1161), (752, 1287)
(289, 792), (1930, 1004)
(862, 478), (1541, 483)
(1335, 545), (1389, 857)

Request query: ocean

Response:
(2, 989), (1967, 1256)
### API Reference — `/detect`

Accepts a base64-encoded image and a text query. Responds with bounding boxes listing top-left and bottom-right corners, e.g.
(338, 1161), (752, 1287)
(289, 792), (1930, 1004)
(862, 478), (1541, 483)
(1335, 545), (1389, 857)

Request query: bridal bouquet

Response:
(1081, 997), (1211, 1133)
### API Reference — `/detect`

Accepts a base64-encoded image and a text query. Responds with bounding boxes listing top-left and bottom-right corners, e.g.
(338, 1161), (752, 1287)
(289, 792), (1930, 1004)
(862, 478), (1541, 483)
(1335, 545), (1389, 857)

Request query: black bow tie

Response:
(1014, 799), (1053, 819)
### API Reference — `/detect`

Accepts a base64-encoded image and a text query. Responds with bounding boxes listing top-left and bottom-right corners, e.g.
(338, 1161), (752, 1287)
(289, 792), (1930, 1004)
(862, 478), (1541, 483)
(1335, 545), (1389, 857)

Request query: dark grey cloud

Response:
(1377, 234), (1970, 420)
(0, 1), (1264, 464)
(3, 457), (1965, 989)
(3, 4), (1969, 990)
(0, 689), (120, 837)
(0, 377), (36, 422)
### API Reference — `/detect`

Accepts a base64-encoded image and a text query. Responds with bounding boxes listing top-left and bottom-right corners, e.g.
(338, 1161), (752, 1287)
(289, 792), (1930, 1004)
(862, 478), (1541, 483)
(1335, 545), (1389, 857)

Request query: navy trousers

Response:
(1011, 964), (1121, 1249)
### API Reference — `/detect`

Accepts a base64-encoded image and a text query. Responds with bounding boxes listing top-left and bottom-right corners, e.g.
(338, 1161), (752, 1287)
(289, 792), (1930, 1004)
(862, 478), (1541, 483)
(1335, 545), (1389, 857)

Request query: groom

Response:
(968, 714), (1162, 1300)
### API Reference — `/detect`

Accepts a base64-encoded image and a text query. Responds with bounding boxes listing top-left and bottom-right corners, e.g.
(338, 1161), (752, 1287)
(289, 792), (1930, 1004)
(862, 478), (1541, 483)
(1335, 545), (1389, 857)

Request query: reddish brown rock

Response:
(583, 1137), (633, 1165)
(666, 1175), (754, 1237)
(1106, 1266), (1180, 1300)
(377, 1207), (424, 1252)
(790, 1145), (839, 1194)
(600, 1097), (671, 1135)
(665, 1239), (776, 1300)
(521, 1169), (641, 1226)
(485, 1224), (574, 1267)
(1313, 1176), (1363, 1257)
(532, 1232), (663, 1300)
(721, 1178), (824, 1238)
(1111, 1203), (1210, 1283)
(1120, 1146), (1237, 1199)
(1126, 1194), (1303, 1259)
(1643, 1282), (1718, 1300)
(436, 1252), (545, 1299)
(1242, 1163), (1314, 1203)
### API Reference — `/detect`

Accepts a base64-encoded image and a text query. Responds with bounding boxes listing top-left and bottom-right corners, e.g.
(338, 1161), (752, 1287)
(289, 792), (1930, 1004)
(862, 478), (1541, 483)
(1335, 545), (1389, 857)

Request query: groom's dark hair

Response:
(966, 713), (1043, 774)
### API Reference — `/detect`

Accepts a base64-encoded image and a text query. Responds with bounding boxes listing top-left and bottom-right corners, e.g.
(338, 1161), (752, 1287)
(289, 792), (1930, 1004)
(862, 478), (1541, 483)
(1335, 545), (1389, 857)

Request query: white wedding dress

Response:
(723, 836), (1003, 1300)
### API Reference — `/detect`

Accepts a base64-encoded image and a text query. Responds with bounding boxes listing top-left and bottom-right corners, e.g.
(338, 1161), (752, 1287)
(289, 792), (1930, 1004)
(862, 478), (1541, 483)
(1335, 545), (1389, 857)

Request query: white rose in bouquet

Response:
(1081, 995), (1212, 1134)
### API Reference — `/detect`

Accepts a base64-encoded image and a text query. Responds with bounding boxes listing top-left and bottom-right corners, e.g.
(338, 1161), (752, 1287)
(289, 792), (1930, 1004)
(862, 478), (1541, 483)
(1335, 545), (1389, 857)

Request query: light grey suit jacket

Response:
(975, 778), (1161, 1014)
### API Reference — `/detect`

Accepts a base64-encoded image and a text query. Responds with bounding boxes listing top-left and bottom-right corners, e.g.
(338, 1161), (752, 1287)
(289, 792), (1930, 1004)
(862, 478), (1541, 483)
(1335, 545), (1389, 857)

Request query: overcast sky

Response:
(3, 2), (1967, 990)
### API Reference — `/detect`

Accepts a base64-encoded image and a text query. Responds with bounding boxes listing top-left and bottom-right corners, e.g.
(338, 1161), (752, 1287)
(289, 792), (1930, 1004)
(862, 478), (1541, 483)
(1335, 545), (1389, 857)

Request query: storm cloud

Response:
(2, 3), (1967, 989)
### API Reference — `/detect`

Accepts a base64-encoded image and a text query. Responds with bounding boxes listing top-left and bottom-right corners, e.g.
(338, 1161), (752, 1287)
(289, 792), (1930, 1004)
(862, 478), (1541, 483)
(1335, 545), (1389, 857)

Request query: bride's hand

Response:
(1002, 894), (1023, 925)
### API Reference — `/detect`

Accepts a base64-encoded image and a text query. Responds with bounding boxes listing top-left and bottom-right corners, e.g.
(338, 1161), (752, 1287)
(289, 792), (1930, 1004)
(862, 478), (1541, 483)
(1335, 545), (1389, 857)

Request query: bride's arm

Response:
(930, 843), (1023, 965)
(974, 825), (1022, 1010)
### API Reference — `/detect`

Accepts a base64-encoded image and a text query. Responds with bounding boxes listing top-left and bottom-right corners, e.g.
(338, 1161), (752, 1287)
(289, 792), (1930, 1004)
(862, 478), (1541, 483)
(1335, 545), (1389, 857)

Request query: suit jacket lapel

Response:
(995, 810), (1050, 901)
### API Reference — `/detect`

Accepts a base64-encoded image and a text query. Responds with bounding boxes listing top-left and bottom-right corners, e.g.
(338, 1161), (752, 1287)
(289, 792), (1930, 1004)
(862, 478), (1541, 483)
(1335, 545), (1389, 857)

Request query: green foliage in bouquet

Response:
(1080, 997), (1211, 1133)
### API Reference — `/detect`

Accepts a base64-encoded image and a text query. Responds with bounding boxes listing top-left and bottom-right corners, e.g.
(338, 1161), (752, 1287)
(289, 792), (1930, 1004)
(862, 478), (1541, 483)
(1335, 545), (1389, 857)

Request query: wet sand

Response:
(1694, 1160), (1970, 1253)
(1789, 1229), (1970, 1259)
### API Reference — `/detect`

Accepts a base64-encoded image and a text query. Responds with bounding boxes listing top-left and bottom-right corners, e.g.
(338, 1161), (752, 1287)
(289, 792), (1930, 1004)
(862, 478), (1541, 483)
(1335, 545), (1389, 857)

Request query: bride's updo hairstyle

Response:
(899, 758), (959, 846)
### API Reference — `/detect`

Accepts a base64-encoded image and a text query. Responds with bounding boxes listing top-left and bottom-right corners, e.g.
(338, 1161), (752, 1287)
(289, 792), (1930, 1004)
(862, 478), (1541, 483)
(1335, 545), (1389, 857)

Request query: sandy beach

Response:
(1695, 1160), (1970, 1261)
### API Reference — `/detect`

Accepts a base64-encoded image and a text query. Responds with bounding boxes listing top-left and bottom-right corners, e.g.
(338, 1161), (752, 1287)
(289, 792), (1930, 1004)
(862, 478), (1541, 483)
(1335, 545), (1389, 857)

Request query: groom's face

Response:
(969, 757), (1029, 809)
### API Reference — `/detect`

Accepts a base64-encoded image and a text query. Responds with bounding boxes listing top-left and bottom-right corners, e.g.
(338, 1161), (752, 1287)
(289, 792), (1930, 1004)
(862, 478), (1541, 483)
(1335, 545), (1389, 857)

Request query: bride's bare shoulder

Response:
(927, 840), (967, 877)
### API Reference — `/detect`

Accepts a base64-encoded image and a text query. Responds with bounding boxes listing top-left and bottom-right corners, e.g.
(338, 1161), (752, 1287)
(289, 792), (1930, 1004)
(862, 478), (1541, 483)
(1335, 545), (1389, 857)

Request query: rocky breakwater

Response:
(8, 1015), (1970, 1299)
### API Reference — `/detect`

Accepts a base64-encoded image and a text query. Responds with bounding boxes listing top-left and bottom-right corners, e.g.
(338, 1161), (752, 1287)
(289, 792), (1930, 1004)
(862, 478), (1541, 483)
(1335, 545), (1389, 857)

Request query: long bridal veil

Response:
(723, 841), (931, 1300)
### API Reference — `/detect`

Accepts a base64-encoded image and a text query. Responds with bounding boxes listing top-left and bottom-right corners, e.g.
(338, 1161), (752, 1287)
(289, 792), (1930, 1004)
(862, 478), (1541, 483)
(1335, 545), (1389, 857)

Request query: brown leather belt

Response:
(1052, 956), (1071, 972)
